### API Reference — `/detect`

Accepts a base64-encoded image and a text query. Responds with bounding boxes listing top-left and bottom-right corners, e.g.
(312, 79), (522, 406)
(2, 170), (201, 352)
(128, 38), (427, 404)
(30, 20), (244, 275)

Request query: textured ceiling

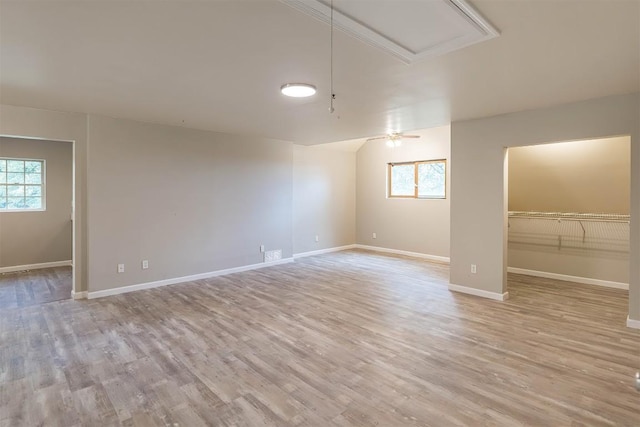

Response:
(0, 0), (638, 145)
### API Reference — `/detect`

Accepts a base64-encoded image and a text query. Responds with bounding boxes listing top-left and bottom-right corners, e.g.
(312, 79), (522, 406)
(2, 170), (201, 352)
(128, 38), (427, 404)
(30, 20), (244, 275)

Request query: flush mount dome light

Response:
(280, 83), (317, 98)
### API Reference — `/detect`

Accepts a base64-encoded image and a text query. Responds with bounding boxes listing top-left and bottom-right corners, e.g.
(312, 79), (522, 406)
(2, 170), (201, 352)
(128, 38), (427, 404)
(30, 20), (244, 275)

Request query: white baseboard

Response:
(507, 267), (628, 290)
(627, 316), (640, 329)
(87, 258), (294, 299)
(71, 290), (88, 300)
(0, 260), (72, 274)
(448, 283), (509, 301)
(293, 244), (356, 259)
(354, 244), (450, 264)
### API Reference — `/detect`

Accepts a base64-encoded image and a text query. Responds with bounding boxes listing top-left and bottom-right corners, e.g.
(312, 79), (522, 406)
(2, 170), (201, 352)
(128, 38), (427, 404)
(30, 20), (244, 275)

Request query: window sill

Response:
(388, 197), (446, 200)
(0, 209), (46, 213)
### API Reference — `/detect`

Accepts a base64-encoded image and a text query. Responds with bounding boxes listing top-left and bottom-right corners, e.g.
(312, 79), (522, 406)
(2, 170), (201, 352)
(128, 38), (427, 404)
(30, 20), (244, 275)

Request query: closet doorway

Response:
(506, 136), (631, 294)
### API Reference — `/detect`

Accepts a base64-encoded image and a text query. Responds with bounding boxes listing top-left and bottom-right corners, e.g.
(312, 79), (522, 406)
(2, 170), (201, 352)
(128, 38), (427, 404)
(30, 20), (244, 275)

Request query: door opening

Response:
(505, 136), (631, 294)
(0, 136), (75, 305)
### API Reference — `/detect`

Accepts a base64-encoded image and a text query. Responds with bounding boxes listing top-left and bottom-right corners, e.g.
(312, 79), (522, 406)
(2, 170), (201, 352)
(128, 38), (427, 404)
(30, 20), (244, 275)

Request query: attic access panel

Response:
(282, 0), (499, 64)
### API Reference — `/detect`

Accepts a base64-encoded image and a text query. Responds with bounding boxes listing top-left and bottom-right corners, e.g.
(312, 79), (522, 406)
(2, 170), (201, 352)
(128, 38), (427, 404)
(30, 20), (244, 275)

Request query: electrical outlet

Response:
(142, 260), (149, 270)
(471, 264), (477, 274)
(315, 235), (319, 242)
(117, 263), (125, 273)
(373, 232), (377, 239)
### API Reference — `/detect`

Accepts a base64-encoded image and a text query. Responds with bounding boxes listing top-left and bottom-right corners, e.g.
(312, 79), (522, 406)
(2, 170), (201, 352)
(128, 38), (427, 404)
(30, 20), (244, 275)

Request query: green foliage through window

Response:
(388, 160), (446, 199)
(0, 158), (45, 211)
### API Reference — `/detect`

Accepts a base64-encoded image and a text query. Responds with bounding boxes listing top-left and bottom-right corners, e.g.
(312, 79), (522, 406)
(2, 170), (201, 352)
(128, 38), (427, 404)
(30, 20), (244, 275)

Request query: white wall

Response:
(356, 125), (450, 258)
(450, 93), (640, 320)
(293, 145), (356, 255)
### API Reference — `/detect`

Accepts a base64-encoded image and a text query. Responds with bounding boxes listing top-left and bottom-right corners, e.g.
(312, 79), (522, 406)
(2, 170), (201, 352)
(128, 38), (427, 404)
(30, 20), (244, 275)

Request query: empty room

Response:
(1, 0), (639, 426)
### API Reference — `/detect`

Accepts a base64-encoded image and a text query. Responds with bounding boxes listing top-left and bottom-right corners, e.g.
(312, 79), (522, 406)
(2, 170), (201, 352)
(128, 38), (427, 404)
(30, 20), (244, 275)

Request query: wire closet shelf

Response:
(507, 211), (630, 253)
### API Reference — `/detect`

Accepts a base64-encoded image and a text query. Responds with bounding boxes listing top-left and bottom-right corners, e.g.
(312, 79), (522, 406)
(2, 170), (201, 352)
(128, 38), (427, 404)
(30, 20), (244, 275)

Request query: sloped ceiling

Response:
(0, 0), (638, 145)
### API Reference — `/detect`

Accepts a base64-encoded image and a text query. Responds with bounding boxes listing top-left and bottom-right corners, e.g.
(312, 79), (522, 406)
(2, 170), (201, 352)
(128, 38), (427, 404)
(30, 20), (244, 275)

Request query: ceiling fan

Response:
(366, 132), (420, 147)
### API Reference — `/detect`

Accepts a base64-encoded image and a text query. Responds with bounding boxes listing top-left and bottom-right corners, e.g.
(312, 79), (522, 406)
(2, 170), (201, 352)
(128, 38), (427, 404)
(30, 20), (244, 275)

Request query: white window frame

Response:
(388, 159), (447, 199)
(0, 157), (46, 212)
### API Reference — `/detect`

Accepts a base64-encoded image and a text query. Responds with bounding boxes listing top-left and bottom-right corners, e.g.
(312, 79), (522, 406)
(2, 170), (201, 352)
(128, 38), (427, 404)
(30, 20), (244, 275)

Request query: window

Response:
(0, 158), (45, 211)
(388, 160), (446, 199)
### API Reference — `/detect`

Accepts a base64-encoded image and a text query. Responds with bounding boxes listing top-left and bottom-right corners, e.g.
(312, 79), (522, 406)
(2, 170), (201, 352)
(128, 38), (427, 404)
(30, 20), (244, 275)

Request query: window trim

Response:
(388, 159), (447, 199)
(0, 157), (47, 213)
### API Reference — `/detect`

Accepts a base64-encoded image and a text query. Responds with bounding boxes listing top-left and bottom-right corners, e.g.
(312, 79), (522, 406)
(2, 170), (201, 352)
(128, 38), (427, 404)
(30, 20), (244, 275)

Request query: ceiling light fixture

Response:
(280, 83), (317, 98)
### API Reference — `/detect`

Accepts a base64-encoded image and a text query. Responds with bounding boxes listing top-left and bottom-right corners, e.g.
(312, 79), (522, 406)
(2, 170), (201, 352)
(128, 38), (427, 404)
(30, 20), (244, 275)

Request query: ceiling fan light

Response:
(280, 83), (317, 98)
(386, 139), (402, 147)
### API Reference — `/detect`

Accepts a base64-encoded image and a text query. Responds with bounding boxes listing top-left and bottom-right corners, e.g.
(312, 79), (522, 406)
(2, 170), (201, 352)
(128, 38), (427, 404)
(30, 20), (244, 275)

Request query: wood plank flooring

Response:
(0, 266), (71, 308)
(1, 250), (638, 426)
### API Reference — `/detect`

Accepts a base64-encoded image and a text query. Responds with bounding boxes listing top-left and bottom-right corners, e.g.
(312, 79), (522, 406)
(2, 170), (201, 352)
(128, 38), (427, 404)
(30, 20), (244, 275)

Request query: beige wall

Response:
(86, 115), (293, 293)
(293, 145), (356, 255)
(508, 247), (629, 284)
(509, 137), (630, 214)
(0, 137), (73, 267)
(450, 93), (639, 320)
(356, 125), (450, 257)
(0, 105), (87, 293)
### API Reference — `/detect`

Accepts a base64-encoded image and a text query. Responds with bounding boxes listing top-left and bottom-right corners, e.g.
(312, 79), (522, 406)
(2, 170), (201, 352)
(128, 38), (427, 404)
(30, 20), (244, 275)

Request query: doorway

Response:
(0, 136), (74, 305)
(505, 136), (631, 294)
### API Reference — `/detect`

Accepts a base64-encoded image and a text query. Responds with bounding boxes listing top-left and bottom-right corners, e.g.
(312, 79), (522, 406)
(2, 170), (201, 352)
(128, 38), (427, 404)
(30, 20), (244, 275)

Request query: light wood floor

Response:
(1, 250), (638, 426)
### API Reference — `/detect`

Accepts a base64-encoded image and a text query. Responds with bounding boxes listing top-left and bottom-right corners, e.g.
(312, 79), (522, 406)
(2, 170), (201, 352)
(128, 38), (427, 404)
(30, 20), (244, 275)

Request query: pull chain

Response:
(329, 0), (335, 113)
